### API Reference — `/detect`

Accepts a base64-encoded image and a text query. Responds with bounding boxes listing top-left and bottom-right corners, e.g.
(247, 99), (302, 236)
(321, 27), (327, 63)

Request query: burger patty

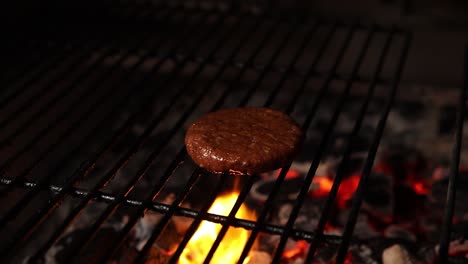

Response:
(185, 107), (304, 175)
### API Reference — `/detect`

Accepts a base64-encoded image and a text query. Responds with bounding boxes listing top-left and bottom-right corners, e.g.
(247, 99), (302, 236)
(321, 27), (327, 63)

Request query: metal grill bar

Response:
(0, 7), (173, 191)
(0, 178), (344, 243)
(438, 46), (468, 262)
(283, 20), (336, 115)
(262, 21), (319, 107)
(22, 11), (217, 260)
(109, 13), (259, 261)
(154, 19), (303, 264)
(0, 9), (212, 259)
(236, 23), (300, 106)
(61, 15), (246, 260)
(103, 147), (189, 261)
(163, 173), (228, 264)
(335, 33), (412, 263)
(24, 12), (228, 261)
(271, 25), (378, 264)
(0, 2), (143, 90)
(202, 19), (321, 264)
(148, 18), (304, 264)
(0, 4), (156, 137)
(0, 7), (417, 263)
(61, 14), (264, 261)
(0, 6), (182, 219)
(141, 165), (208, 256)
(99, 17), (282, 262)
(0, 44), (98, 133)
(0, 7), (153, 184)
(117, 19), (350, 264)
(305, 27), (396, 261)
(237, 21), (352, 264)
(202, 176), (257, 264)
(0, 2), (147, 121)
(0, 35), (157, 181)
(0, 53), (115, 150)
(0, 15), (162, 151)
(0, 45), (76, 112)
(0, 8), (180, 228)
(151, 49), (397, 88)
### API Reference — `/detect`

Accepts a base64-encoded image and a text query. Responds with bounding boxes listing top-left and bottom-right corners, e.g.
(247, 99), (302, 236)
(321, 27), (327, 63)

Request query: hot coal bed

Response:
(0, 2), (467, 264)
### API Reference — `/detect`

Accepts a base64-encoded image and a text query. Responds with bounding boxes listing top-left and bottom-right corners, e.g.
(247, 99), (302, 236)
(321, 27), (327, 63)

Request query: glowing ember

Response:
(310, 177), (333, 197)
(264, 169), (300, 181)
(411, 181), (429, 195)
(337, 174), (360, 208)
(282, 240), (308, 260)
(179, 192), (256, 264)
(308, 174), (360, 208)
(344, 252), (353, 264)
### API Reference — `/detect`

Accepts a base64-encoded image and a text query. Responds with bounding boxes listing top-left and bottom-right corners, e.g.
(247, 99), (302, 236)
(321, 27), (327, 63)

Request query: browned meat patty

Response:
(185, 107), (304, 174)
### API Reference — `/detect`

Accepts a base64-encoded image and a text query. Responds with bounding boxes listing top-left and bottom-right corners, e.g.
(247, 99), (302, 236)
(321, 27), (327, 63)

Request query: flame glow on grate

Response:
(179, 192), (256, 264)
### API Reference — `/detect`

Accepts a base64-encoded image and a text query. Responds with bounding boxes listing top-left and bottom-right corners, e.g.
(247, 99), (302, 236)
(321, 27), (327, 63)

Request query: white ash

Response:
(382, 244), (421, 264)
(351, 244), (378, 264)
(131, 193), (191, 250)
(131, 210), (164, 250)
(337, 211), (379, 239)
(250, 160), (332, 203)
(266, 199), (322, 232)
(277, 203), (293, 226)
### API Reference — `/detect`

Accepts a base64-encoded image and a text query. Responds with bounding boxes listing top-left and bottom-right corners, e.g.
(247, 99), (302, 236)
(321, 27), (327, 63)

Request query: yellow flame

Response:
(179, 192), (256, 264)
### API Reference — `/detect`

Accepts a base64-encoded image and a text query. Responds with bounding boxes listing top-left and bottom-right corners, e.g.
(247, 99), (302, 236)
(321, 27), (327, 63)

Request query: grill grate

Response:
(438, 47), (468, 263)
(2, 2), (464, 263)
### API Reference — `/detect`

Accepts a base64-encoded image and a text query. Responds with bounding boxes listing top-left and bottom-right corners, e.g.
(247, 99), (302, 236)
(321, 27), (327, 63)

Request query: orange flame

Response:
(179, 192), (256, 264)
